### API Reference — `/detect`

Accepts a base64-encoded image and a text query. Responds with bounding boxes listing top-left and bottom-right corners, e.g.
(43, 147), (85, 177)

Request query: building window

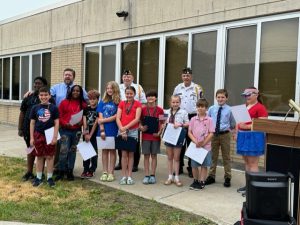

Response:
(101, 45), (116, 95)
(140, 38), (159, 94)
(32, 54), (41, 81)
(192, 31), (217, 105)
(3, 58), (10, 100)
(85, 47), (99, 91)
(164, 35), (188, 108)
(12, 57), (20, 100)
(42, 53), (51, 88)
(21, 56), (29, 98)
(225, 26), (257, 105)
(259, 18), (298, 117)
(121, 41), (138, 80)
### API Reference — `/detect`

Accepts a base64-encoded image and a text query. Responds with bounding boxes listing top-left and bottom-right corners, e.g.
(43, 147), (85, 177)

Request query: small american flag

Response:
(159, 113), (168, 121)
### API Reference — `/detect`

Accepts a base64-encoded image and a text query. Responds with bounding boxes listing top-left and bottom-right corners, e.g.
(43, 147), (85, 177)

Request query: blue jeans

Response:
(59, 128), (82, 171)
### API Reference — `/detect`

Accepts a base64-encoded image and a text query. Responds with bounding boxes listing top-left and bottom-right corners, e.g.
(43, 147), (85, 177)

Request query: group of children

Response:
(28, 81), (267, 192)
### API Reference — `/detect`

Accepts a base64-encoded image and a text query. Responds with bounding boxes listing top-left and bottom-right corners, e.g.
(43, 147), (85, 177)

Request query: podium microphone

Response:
(284, 99), (300, 121)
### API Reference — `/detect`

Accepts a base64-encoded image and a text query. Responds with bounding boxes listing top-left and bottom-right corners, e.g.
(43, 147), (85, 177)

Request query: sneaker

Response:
(107, 174), (115, 182)
(119, 177), (127, 185)
(224, 178), (231, 187)
(32, 178), (43, 187)
(148, 175), (156, 184)
(55, 171), (64, 181)
(189, 180), (198, 190)
(127, 177), (134, 185)
(22, 172), (35, 181)
(132, 167), (138, 172)
(100, 173), (108, 181)
(205, 176), (215, 185)
(199, 181), (205, 189)
(47, 178), (55, 187)
(237, 186), (246, 193)
(85, 171), (94, 179)
(143, 176), (150, 184)
(81, 171), (87, 179)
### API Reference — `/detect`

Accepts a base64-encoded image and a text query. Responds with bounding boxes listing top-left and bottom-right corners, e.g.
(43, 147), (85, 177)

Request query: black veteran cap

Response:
(122, 69), (132, 75)
(182, 67), (192, 74)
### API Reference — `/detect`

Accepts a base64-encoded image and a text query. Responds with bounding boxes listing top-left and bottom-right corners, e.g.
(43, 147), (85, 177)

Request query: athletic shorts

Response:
(142, 140), (161, 155)
(34, 131), (56, 157)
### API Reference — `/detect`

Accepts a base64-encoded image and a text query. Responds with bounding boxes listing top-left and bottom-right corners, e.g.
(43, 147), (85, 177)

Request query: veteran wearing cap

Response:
(116, 69), (147, 172)
(173, 67), (204, 177)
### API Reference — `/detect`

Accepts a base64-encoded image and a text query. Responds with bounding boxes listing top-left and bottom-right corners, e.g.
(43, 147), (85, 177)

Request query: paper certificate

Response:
(96, 137), (115, 150)
(77, 141), (97, 161)
(45, 127), (61, 145)
(231, 104), (251, 124)
(69, 110), (83, 126)
(162, 123), (182, 145)
(185, 142), (208, 164)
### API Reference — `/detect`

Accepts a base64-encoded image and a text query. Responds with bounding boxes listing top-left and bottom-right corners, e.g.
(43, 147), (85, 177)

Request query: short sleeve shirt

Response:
(141, 105), (164, 141)
(97, 100), (118, 137)
(118, 100), (142, 129)
(173, 82), (203, 114)
(188, 115), (215, 150)
(30, 103), (59, 134)
(83, 106), (98, 137)
(119, 83), (147, 103)
(165, 108), (189, 125)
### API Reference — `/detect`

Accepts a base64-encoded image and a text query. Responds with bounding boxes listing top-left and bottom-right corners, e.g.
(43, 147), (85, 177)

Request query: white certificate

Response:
(77, 141), (97, 161)
(69, 110), (83, 126)
(231, 104), (251, 124)
(96, 136), (115, 150)
(185, 142), (208, 164)
(162, 123), (182, 145)
(45, 127), (61, 145)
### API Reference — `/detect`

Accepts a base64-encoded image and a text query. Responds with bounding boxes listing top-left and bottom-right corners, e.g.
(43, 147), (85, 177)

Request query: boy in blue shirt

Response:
(205, 89), (235, 187)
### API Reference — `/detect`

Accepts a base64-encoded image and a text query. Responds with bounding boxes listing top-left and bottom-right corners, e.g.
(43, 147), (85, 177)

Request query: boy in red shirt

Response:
(140, 90), (164, 184)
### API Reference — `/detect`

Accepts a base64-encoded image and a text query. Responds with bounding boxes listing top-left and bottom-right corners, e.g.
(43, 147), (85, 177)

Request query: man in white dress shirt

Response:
(173, 67), (203, 177)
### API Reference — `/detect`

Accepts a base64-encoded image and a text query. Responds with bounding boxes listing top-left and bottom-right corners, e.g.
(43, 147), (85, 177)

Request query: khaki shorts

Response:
(142, 140), (161, 155)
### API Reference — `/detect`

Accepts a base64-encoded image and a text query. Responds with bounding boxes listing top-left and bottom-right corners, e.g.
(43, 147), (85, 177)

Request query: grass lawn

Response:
(0, 156), (216, 225)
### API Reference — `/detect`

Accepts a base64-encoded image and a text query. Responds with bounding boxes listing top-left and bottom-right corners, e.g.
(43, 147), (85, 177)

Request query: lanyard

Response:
(125, 100), (134, 115)
(146, 106), (157, 117)
(169, 108), (180, 123)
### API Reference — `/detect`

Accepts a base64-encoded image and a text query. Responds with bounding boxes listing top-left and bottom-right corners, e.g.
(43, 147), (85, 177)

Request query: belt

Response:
(215, 130), (230, 135)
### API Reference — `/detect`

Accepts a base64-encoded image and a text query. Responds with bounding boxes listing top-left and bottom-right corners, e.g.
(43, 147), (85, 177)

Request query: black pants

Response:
(83, 136), (98, 172)
(117, 133), (141, 168)
(180, 113), (196, 169)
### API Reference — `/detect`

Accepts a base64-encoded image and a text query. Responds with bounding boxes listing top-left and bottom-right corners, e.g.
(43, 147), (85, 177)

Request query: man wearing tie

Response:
(205, 89), (235, 187)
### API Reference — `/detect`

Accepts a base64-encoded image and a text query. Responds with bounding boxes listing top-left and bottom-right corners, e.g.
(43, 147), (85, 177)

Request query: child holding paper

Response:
(236, 87), (268, 195)
(81, 90), (100, 178)
(116, 86), (142, 185)
(30, 87), (59, 187)
(97, 81), (120, 182)
(164, 95), (189, 187)
(140, 90), (164, 184)
(188, 98), (214, 190)
(56, 85), (87, 181)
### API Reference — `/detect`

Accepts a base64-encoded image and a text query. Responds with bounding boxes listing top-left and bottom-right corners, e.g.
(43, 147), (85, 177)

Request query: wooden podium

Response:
(253, 118), (300, 224)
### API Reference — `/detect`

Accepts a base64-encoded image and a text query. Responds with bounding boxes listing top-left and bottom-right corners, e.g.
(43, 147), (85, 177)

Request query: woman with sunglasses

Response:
(236, 87), (268, 195)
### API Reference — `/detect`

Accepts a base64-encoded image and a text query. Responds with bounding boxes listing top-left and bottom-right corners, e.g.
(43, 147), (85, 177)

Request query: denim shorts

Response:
(118, 129), (139, 139)
(191, 151), (212, 168)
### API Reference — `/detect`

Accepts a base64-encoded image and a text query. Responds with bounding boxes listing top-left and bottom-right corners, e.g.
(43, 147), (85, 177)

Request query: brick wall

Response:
(51, 43), (84, 86)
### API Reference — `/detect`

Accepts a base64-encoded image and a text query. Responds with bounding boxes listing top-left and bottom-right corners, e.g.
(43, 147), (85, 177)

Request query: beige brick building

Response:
(1, 0), (300, 164)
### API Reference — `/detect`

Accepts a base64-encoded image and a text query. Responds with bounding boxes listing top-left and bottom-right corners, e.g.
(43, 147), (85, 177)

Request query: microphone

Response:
(288, 99), (300, 113)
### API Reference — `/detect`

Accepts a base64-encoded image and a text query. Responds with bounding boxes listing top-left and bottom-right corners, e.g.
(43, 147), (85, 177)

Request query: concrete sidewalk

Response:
(0, 124), (244, 225)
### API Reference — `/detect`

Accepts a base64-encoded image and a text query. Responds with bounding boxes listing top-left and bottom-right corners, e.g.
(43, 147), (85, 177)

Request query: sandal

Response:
(164, 179), (173, 185)
(174, 180), (183, 187)
(106, 174), (115, 182)
(100, 173), (108, 181)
